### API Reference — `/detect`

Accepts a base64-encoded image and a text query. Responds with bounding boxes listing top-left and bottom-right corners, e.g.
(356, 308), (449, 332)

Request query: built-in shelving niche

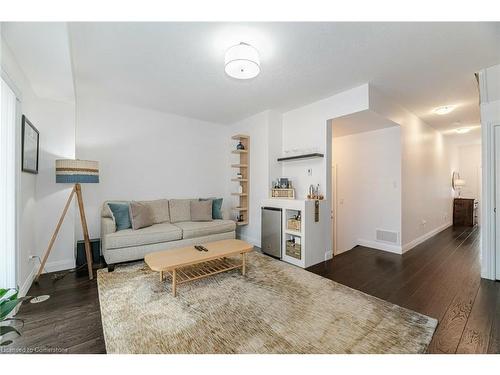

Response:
(231, 134), (250, 226)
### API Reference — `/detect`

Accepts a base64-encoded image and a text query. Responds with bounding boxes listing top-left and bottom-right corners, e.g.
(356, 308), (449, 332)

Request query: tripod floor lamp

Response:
(35, 159), (99, 282)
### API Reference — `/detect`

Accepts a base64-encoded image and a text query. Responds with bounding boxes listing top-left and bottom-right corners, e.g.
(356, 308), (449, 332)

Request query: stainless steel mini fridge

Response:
(261, 207), (282, 258)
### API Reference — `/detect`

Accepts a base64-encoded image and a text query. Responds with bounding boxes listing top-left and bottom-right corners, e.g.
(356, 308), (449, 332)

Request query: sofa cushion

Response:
(174, 220), (236, 239)
(200, 198), (223, 219)
(129, 201), (155, 230)
(105, 223), (182, 249)
(169, 199), (193, 223)
(139, 199), (170, 224)
(102, 200), (129, 219)
(190, 200), (213, 222)
(107, 203), (132, 231)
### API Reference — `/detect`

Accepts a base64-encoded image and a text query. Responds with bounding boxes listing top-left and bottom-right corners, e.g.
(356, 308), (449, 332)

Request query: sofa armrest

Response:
(101, 217), (116, 252)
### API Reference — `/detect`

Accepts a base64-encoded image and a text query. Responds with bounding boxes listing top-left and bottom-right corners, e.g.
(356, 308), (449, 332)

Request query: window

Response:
(0, 77), (17, 289)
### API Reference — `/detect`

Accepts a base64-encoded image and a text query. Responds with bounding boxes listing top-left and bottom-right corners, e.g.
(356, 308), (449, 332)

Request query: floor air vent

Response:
(376, 229), (399, 244)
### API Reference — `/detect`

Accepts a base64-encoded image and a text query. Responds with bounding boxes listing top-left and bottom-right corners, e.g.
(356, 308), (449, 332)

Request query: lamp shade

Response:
(56, 159), (99, 183)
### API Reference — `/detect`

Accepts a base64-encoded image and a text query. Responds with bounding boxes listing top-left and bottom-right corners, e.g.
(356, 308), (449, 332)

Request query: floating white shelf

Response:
(231, 134), (250, 140)
(285, 229), (302, 237)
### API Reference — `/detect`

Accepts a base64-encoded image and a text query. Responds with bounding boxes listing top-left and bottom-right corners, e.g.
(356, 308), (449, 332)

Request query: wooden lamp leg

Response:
(75, 183), (93, 280)
(35, 185), (77, 283)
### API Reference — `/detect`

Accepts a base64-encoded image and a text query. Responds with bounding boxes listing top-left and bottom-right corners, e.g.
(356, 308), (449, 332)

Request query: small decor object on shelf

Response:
(287, 215), (301, 231)
(286, 238), (301, 260)
(236, 141), (245, 150)
(279, 178), (289, 189)
(271, 188), (295, 199)
(452, 171), (466, 198)
(236, 172), (243, 179)
(307, 184), (324, 200)
(21, 115), (39, 174)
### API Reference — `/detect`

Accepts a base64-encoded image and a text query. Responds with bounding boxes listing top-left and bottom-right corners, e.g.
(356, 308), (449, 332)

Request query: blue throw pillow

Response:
(200, 198), (223, 219)
(108, 203), (132, 231)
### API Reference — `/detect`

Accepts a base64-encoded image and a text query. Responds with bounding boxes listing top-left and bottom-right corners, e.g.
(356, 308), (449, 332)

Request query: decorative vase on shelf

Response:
(236, 141), (245, 150)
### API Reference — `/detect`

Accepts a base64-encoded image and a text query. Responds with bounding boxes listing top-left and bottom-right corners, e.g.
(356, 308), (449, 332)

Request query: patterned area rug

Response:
(97, 251), (437, 353)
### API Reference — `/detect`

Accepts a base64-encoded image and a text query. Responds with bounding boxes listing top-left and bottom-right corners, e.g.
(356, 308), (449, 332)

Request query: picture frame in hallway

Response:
(21, 115), (39, 174)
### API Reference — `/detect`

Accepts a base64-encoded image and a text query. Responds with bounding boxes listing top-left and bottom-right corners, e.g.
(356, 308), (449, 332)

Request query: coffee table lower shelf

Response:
(160, 254), (247, 297)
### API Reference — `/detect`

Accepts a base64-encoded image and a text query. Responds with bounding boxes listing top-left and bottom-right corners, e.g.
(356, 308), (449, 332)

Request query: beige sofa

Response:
(101, 199), (236, 270)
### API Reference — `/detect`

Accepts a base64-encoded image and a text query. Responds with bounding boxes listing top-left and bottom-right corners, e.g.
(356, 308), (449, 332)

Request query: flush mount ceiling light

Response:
(455, 127), (472, 134)
(433, 105), (457, 115)
(225, 42), (260, 80)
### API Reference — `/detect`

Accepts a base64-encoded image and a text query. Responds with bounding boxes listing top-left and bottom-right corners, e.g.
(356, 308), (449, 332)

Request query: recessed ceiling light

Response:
(225, 42), (260, 80)
(455, 127), (471, 134)
(433, 105), (457, 115)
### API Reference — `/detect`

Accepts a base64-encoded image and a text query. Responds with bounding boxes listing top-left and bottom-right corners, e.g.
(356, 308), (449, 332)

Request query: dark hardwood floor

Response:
(308, 225), (500, 353)
(5, 266), (106, 354)
(5, 225), (499, 354)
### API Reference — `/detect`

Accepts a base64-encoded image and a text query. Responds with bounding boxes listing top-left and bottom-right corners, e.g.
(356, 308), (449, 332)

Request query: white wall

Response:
(457, 144), (482, 200)
(1, 37), (36, 293)
(1, 37), (76, 294)
(280, 85), (370, 258)
(268, 110), (283, 189)
(75, 95), (228, 240)
(34, 99), (75, 272)
(333, 126), (402, 254)
(369, 86), (454, 250)
(282, 85), (370, 199)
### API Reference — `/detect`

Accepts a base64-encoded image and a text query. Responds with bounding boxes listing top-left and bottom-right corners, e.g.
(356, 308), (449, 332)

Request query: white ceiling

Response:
(332, 110), (398, 138)
(1, 22), (75, 103)
(3, 22), (500, 130)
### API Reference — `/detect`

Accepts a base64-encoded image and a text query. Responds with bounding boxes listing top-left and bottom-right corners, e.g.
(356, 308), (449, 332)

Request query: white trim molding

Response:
(19, 263), (37, 297)
(478, 65), (500, 280)
(402, 222), (452, 254)
(357, 239), (402, 254)
(44, 259), (76, 273)
(481, 121), (497, 280)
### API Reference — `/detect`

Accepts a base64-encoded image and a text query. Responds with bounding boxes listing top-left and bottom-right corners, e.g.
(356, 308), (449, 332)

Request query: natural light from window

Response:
(0, 77), (17, 289)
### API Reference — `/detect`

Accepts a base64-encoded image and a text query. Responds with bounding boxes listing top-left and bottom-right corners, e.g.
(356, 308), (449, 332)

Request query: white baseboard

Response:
(357, 239), (403, 254)
(402, 222), (452, 253)
(18, 263), (37, 298)
(17, 257), (77, 300)
(44, 258), (76, 273)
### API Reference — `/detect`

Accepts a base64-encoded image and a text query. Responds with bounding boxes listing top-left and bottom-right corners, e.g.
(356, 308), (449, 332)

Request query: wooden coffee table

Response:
(144, 239), (253, 296)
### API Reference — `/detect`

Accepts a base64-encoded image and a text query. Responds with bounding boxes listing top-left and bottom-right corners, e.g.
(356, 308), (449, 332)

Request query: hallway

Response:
(307, 226), (500, 353)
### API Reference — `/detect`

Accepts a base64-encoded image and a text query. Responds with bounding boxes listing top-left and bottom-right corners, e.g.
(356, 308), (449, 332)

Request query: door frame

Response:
(494, 125), (500, 280)
(482, 121), (500, 280)
(1, 69), (23, 290)
(331, 163), (338, 255)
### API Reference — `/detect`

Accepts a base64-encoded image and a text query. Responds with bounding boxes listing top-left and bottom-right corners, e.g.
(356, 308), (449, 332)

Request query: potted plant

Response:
(0, 288), (31, 346)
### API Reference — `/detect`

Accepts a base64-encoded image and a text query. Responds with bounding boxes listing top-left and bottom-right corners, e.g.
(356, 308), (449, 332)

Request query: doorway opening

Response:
(330, 110), (401, 256)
